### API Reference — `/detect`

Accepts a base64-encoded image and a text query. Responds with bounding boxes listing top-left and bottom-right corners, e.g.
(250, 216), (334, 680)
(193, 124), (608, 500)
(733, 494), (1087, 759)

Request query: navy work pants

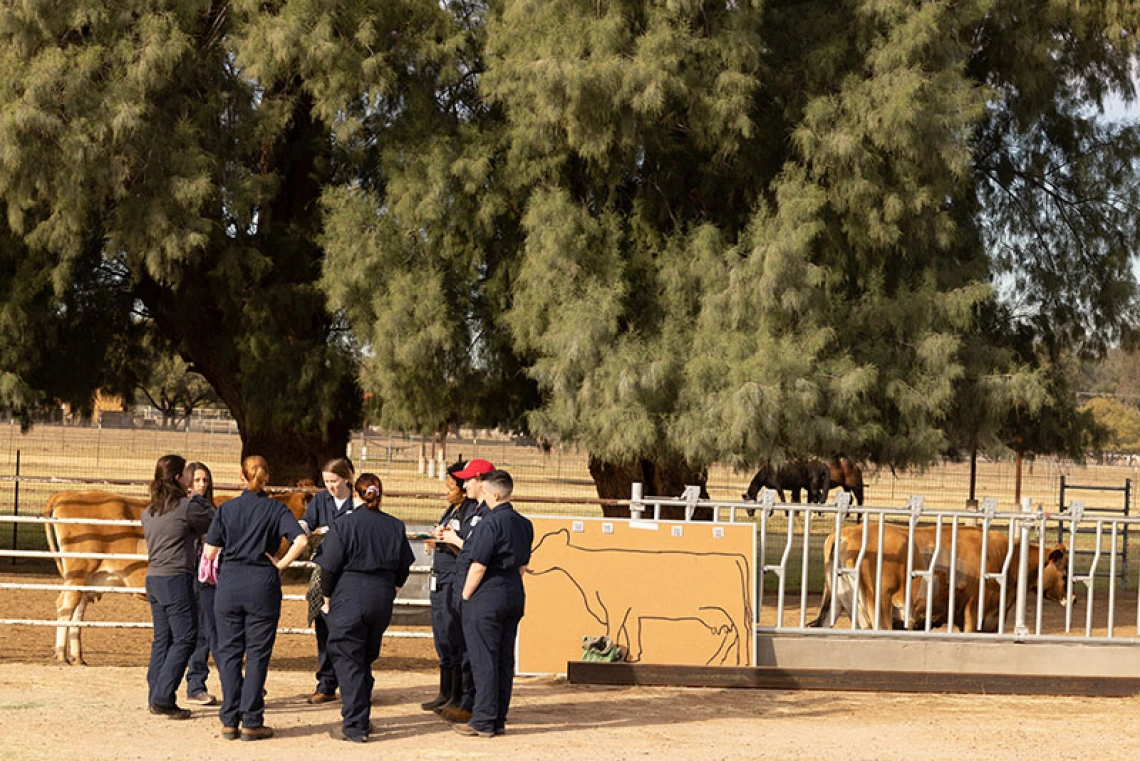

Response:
(461, 574), (525, 734)
(429, 573), (463, 668)
(314, 615), (338, 694)
(186, 581), (217, 696)
(325, 573), (396, 738)
(214, 564), (281, 729)
(450, 573), (476, 709)
(146, 573), (198, 709)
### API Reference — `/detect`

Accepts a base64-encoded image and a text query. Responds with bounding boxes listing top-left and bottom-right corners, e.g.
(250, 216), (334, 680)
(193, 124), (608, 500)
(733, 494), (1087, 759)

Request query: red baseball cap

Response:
(453, 458), (494, 480)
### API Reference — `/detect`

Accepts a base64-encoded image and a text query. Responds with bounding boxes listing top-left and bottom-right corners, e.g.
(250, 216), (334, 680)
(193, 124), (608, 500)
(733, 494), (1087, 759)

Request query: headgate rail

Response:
(632, 486), (1140, 645)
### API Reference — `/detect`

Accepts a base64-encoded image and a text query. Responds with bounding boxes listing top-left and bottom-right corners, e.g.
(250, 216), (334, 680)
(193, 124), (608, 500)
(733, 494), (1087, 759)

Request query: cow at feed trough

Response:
(910, 532), (1073, 633)
(44, 486), (314, 665)
(808, 522), (936, 630)
(809, 523), (1073, 632)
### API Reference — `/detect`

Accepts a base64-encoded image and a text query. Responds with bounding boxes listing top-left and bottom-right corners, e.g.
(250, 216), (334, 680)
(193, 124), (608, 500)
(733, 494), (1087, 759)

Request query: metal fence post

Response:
(1014, 496), (1032, 640)
(10, 450), (19, 563)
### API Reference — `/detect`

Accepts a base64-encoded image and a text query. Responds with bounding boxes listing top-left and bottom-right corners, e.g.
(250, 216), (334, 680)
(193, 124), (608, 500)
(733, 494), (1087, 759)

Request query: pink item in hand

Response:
(197, 551), (219, 585)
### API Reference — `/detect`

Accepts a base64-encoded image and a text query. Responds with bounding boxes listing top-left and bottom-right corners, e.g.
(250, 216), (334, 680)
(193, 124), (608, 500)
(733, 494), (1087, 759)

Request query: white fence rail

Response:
(0, 514), (433, 641)
(7, 489), (1139, 656)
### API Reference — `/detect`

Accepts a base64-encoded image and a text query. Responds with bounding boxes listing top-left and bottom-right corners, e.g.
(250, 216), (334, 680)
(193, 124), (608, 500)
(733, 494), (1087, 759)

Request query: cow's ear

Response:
(1047, 546), (1066, 565)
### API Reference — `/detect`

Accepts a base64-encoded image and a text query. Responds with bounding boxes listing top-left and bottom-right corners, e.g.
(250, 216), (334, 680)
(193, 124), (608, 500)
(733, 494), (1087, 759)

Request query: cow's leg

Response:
(68, 595), (90, 665)
(53, 589), (79, 663)
(54, 589), (88, 665)
(832, 575), (858, 627)
(808, 557), (835, 627)
(962, 602), (979, 633)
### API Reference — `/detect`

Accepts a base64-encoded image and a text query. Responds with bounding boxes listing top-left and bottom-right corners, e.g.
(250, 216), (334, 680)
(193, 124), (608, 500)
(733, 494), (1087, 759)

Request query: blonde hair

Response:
(242, 455), (270, 492)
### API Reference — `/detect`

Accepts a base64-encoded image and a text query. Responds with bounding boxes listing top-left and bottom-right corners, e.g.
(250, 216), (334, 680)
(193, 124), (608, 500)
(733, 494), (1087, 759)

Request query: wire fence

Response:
(3, 418), (1139, 554)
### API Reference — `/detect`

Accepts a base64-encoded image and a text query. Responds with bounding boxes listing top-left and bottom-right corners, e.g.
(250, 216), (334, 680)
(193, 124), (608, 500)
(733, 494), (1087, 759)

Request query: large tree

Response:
(0, 2), (461, 481)
(477, 0), (1140, 499)
(4, 2), (1138, 500)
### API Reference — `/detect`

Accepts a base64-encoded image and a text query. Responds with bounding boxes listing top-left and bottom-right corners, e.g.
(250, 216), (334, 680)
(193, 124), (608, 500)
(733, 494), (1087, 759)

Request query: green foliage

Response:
(1, 1), (1136, 484)
(1082, 397), (1140, 454)
(475, 0), (1140, 474)
(135, 332), (220, 428)
(0, 1), (366, 478)
(318, 1), (538, 436)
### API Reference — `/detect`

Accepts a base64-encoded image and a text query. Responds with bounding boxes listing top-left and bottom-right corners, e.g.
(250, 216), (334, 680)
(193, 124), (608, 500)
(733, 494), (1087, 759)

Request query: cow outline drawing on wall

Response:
(527, 529), (753, 665)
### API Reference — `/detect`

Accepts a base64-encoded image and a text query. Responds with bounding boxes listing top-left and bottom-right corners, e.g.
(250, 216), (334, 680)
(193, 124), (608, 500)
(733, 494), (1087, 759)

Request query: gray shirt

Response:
(141, 495), (215, 577)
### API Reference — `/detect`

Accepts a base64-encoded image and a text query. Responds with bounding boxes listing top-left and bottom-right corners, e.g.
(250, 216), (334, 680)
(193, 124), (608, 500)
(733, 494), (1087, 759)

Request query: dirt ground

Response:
(4, 567), (1140, 760)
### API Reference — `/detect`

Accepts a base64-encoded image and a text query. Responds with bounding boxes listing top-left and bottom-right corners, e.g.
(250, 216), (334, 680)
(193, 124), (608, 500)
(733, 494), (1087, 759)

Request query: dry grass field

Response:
(3, 420), (1136, 515)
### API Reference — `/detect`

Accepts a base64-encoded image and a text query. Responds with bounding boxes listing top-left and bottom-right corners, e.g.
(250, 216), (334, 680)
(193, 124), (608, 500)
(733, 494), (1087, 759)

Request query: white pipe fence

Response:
(630, 486), (1140, 645)
(7, 488), (1140, 654)
(0, 514), (434, 641)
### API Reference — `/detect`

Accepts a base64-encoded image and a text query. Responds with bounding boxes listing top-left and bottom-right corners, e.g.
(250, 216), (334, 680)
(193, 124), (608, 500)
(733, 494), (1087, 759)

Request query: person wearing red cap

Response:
(433, 457), (494, 722)
(420, 460), (480, 714)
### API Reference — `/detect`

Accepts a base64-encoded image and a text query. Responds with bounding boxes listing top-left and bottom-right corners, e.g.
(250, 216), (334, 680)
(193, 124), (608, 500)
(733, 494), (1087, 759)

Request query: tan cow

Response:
(808, 522), (937, 630)
(809, 523), (1072, 633)
(44, 490), (149, 664)
(44, 486), (314, 665)
(913, 531), (1072, 633)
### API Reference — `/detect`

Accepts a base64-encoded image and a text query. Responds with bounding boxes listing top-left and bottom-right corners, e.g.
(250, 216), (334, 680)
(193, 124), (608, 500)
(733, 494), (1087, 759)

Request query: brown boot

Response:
(240, 726), (274, 742)
(439, 706), (472, 723)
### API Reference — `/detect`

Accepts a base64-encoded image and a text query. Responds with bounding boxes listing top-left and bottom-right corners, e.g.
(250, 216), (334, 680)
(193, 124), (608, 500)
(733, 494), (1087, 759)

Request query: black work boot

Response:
(434, 666), (465, 715)
(420, 665), (453, 712)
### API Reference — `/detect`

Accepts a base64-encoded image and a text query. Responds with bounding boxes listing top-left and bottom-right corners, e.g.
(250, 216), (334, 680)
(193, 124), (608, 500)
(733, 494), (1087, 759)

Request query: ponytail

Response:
(354, 473), (383, 511)
(242, 455), (270, 492)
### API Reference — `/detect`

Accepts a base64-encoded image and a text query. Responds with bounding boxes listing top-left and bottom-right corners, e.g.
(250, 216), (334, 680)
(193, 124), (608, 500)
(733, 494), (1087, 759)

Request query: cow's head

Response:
(1040, 544), (1075, 607)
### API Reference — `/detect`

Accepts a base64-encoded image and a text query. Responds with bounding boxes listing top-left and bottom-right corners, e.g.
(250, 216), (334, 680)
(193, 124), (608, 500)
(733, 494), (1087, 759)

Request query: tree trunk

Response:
(130, 89), (359, 489)
(240, 417), (353, 488)
(588, 454), (712, 520)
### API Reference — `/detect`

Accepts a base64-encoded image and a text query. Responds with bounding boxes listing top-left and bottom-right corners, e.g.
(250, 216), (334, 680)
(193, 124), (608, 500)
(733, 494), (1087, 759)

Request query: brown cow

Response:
(44, 490), (149, 664)
(913, 533), (1072, 633)
(808, 522), (937, 630)
(809, 523), (1071, 633)
(45, 486), (314, 665)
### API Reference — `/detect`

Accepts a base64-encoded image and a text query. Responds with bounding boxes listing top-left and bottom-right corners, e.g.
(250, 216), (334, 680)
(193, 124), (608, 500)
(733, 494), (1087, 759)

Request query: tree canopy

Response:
(478, 0), (1140, 492)
(1, 1), (1138, 494)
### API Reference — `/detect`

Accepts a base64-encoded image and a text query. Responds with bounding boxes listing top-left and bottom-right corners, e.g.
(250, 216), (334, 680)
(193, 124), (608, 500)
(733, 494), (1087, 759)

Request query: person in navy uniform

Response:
(420, 460), (473, 712)
(203, 456), (308, 741)
(453, 469), (533, 738)
(184, 461), (219, 706)
(141, 454), (215, 720)
(436, 457), (495, 724)
(298, 457), (356, 704)
(318, 473), (415, 743)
